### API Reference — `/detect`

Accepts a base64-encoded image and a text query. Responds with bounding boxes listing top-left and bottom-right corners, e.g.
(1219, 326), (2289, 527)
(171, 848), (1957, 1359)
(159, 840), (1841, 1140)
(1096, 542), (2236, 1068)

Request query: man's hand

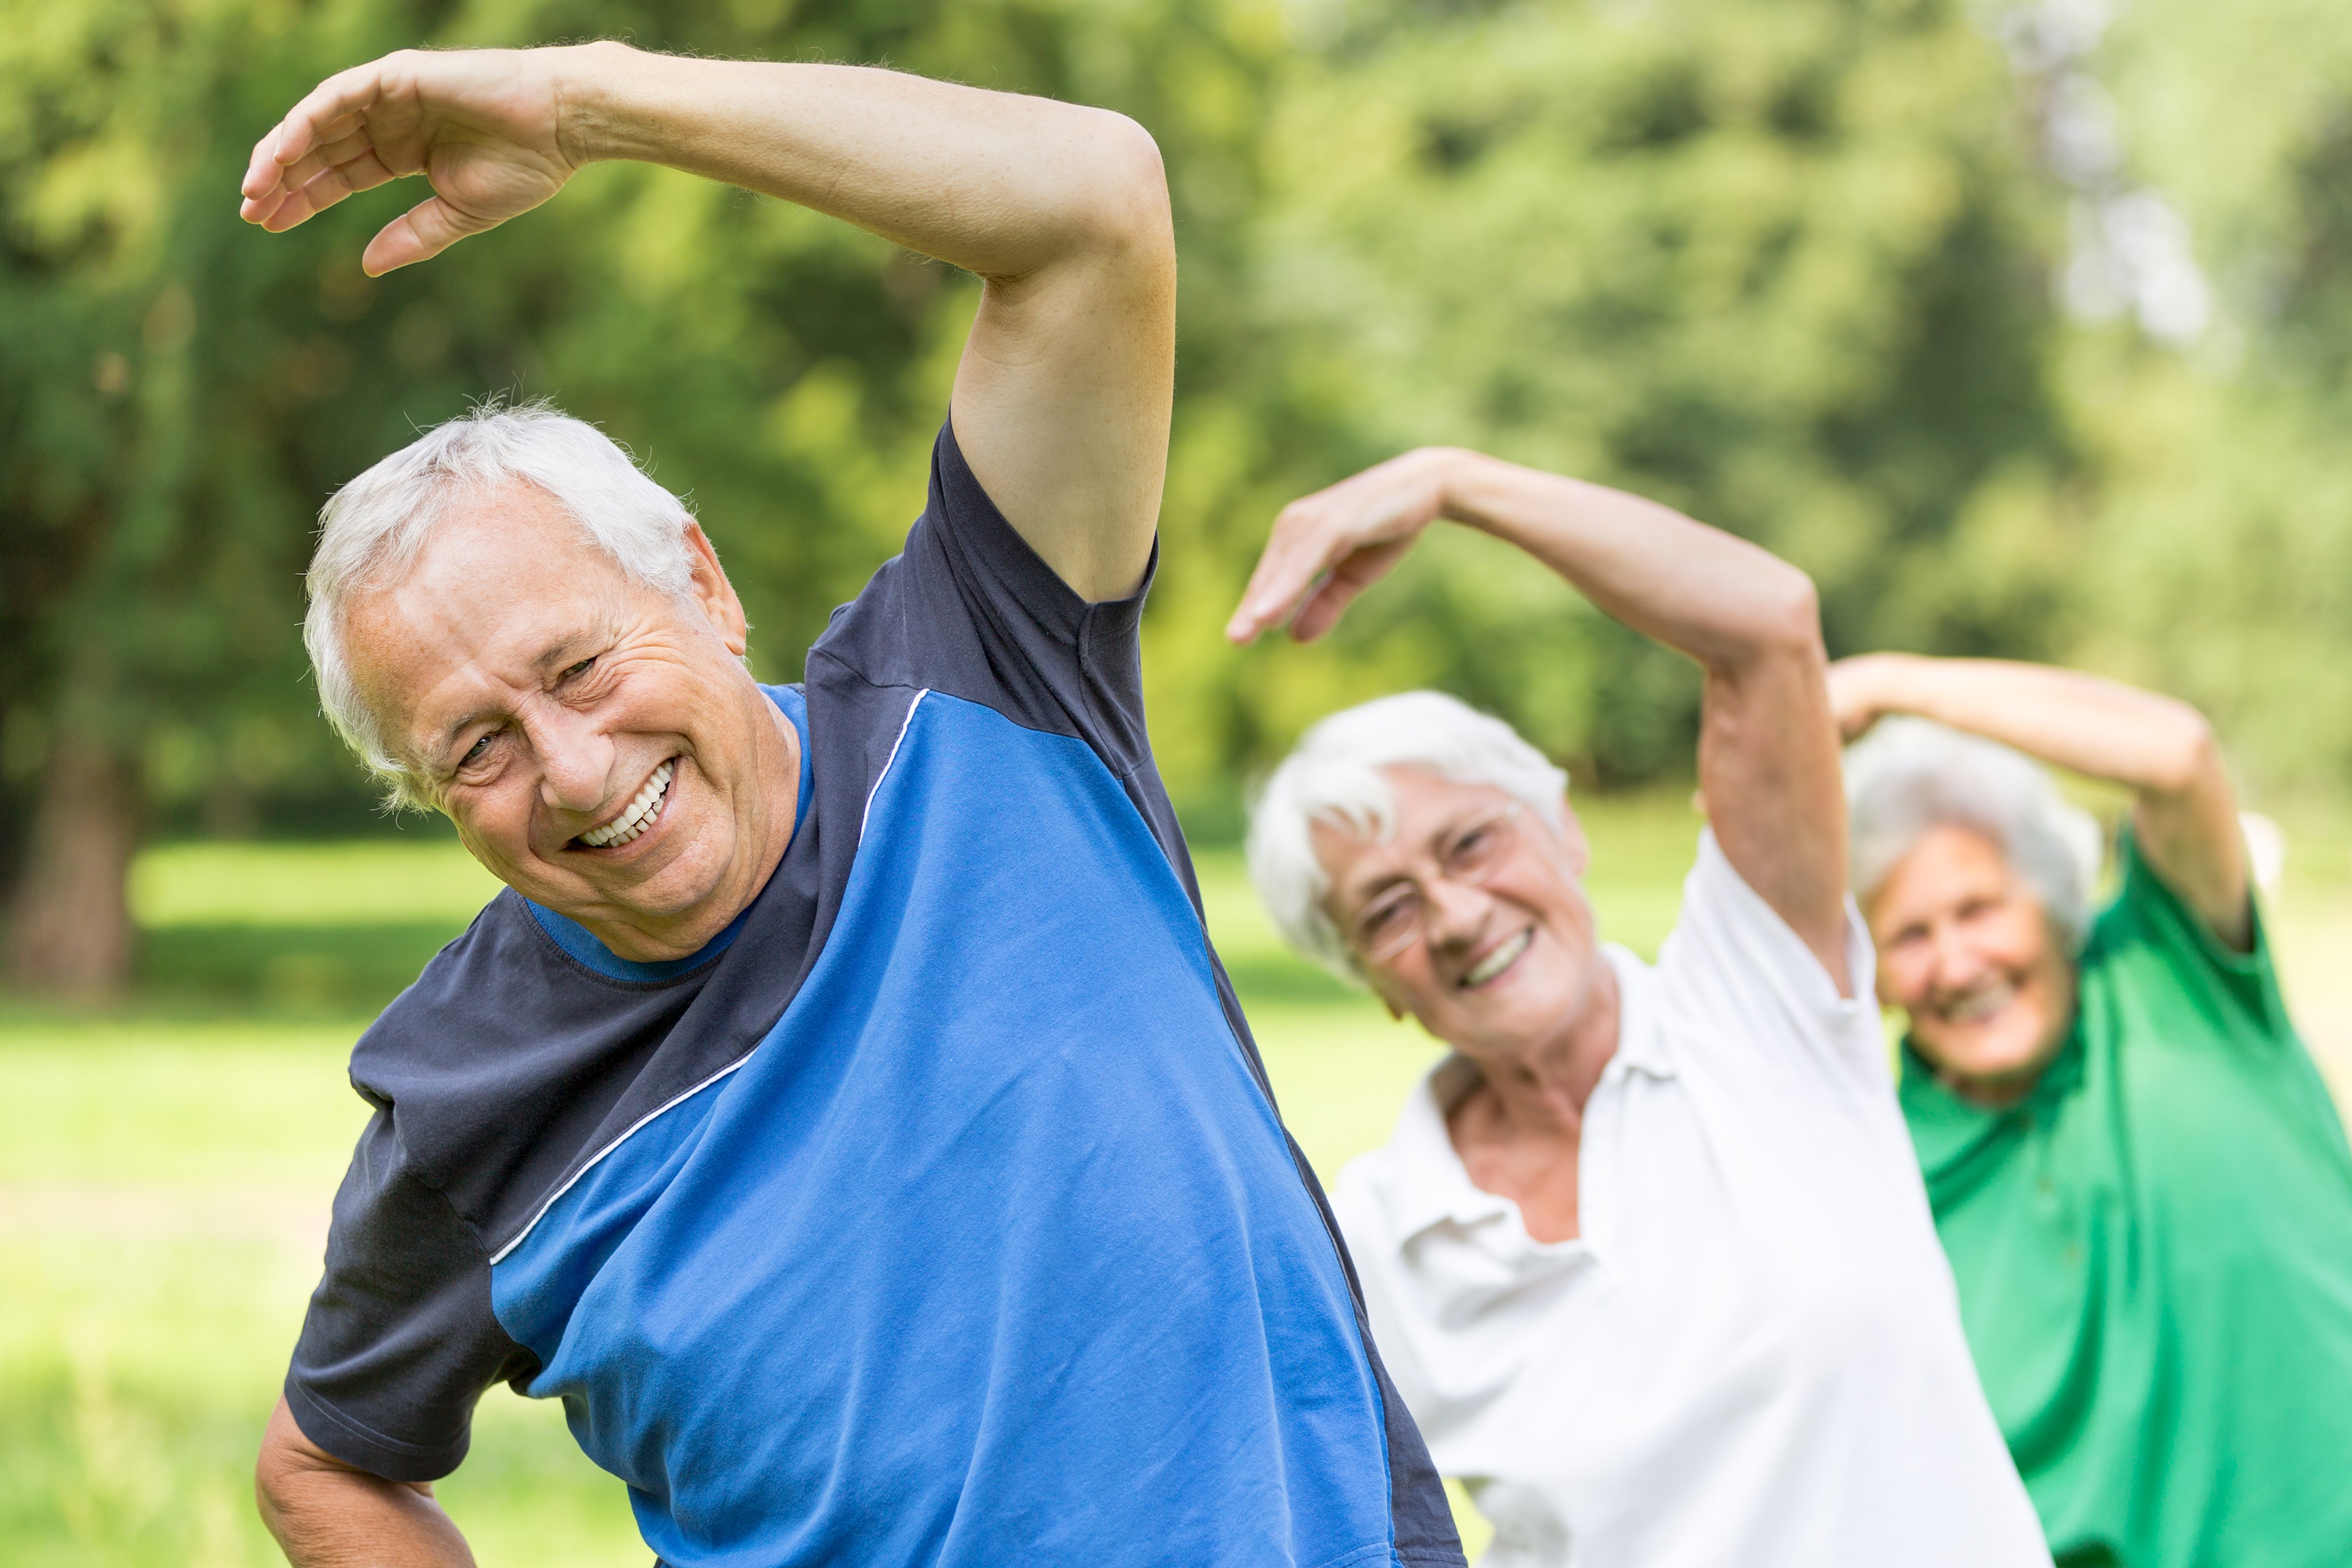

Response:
(240, 48), (581, 276)
(241, 44), (1173, 602)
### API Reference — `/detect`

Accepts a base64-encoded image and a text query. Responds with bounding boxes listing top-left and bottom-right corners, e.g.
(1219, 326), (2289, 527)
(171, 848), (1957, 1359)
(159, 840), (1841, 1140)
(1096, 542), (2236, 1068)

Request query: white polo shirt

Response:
(1332, 831), (2049, 1568)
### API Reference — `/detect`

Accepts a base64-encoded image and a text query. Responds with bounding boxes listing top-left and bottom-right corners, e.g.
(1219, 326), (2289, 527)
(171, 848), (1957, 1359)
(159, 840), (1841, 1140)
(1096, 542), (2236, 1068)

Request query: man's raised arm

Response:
(241, 44), (1175, 601)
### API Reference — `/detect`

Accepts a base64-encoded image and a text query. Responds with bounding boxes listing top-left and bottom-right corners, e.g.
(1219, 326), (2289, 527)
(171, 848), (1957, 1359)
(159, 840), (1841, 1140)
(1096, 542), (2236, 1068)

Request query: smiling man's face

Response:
(1313, 767), (1605, 1058)
(340, 484), (796, 962)
(1865, 822), (2076, 1105)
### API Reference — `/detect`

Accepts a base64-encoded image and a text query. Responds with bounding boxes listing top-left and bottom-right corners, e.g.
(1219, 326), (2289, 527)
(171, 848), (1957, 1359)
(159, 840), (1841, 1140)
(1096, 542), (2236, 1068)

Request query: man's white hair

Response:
(1844, 718), (2105, 950)
(1246, 691), (1570, 986)
(304, 400), (699, 808)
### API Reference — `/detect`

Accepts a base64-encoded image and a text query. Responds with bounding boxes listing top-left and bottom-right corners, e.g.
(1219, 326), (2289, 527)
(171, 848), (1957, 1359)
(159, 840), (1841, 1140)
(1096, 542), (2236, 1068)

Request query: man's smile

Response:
(575, 757), (678, 849)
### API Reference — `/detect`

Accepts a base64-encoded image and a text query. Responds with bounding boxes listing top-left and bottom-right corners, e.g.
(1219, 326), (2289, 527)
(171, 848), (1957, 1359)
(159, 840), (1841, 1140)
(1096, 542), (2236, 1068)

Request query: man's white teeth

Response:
(581, 761), (674, 848)
(1464, 930), (1533, 988)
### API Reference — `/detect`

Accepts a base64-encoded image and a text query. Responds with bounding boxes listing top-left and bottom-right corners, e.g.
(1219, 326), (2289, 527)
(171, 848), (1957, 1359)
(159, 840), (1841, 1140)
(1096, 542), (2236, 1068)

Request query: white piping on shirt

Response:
(488, 1052), (755, 1267)
(491, 685), (929, 1269)
(861, 688), (928, 844)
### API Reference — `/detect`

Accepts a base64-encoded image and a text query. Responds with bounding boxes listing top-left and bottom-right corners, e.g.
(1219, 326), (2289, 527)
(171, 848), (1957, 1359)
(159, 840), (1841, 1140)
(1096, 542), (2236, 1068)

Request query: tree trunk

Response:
(6, 730), (139, 997)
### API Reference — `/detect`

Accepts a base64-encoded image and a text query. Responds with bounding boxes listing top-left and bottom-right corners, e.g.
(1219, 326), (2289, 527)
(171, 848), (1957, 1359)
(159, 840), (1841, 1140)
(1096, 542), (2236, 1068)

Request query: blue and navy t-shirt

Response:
(285, 423), (1461, 1567)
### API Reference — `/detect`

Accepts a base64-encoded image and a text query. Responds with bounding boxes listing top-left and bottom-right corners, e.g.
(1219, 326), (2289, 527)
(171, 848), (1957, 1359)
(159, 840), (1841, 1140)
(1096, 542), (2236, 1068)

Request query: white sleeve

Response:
(1649, 828), (1889, 1101)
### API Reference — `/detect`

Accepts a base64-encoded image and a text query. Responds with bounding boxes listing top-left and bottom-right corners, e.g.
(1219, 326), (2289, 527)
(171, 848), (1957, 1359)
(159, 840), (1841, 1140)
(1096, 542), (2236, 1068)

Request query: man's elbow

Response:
(1071, 109), (1174, 276)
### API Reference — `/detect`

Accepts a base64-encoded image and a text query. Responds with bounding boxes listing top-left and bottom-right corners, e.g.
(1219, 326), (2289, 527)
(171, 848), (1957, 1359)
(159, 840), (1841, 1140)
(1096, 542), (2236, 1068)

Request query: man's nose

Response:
(528, 707), (616, 816)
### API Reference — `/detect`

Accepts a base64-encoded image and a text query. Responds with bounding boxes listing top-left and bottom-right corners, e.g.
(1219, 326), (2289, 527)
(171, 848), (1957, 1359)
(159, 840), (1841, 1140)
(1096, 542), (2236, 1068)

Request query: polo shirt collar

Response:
(1898, 1024), (2086, 1183)
(1379, 942), (1668, 1245)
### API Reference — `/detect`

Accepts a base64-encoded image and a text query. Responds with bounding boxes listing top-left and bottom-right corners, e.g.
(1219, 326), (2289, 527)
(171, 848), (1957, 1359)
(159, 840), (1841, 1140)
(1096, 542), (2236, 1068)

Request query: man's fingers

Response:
(268, 151), (398, 231)
(361, 194), (487, 276)
(241, 59), (387, 204)
(274, 64), (395, 170)
(272, 129), (379, 199)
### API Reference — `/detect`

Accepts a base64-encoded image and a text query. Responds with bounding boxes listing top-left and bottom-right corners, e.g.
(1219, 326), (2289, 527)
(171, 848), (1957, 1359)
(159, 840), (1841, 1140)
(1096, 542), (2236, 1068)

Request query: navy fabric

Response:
(283, 424), (1463, 1566)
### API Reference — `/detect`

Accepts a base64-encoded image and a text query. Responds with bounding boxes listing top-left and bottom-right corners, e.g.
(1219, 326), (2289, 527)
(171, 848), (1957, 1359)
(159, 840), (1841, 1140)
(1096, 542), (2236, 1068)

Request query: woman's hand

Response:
(240, 46), (597, 276)
(1824, 652), (1913, 741)
(1225, 447), (1465, 645)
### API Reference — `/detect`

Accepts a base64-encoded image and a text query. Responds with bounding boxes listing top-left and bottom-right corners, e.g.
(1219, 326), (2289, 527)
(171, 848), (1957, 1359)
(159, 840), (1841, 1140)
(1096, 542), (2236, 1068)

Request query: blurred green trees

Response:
(5, 0), (2351, 991)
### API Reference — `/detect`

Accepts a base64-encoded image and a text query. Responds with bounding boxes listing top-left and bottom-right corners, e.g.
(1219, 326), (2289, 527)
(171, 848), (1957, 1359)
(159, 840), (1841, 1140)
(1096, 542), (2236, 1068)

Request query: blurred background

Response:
(5, 0), (2351, 1561)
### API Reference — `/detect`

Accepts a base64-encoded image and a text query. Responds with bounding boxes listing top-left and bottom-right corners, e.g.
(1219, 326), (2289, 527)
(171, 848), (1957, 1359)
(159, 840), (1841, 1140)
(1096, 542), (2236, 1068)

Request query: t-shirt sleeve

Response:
(2101, 826), (2294, 1041)
(284, 1102), (538, 1482)
(828, 419), (1155, 768)
(1651, 827), (1890, 1098)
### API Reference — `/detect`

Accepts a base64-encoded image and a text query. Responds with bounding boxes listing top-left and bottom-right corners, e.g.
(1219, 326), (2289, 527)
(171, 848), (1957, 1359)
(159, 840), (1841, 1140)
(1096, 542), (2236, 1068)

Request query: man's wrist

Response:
(551, 40), (648, 169)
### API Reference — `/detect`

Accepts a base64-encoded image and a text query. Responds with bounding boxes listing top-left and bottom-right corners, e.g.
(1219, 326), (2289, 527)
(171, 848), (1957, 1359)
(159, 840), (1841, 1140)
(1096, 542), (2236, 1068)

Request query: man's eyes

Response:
(560, 656), (597, 683)
(461, 733), (495, 766)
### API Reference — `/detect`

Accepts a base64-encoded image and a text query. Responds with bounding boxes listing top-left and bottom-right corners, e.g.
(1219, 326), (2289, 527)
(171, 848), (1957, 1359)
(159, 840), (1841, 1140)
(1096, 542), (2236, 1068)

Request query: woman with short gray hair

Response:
(1832, 653), (2352, 1568)
(1232, 447), (2048, 1567)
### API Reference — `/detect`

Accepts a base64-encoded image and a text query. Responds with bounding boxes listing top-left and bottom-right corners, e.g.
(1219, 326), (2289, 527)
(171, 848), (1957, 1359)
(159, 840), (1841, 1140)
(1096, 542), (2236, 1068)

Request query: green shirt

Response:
(1902, 831), (2352, 1568)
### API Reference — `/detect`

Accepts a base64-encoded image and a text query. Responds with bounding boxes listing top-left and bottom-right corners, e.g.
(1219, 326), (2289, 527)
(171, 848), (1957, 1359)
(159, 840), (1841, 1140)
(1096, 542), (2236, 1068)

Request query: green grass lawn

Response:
(7, 795), (2350, 1565)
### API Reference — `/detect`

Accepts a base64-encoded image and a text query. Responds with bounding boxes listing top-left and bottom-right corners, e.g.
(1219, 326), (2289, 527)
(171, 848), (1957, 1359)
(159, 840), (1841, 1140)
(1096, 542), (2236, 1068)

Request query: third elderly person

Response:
(1834, 653), (2352, 1568)
(1232, 448), (2051, 1568)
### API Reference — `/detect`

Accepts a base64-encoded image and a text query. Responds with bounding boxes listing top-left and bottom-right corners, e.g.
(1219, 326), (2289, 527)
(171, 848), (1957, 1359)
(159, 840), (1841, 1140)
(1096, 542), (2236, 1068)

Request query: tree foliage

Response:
(5, 0), (2348, 989)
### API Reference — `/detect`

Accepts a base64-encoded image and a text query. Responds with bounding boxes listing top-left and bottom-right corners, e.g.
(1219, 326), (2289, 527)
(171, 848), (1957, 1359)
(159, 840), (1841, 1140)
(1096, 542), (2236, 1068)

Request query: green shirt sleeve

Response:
(2092, 826), (2293, 1046)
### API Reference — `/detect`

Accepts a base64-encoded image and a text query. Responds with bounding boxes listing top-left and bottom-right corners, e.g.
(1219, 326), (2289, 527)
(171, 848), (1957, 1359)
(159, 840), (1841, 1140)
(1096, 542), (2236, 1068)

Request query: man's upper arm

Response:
(286, 1110), (532, 1484)
(947, 111), (1175, 604)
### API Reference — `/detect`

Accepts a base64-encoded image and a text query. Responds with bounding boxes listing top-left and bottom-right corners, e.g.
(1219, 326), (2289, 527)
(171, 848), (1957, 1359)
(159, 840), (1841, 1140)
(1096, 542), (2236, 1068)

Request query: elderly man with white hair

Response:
(1231, 448), (2049, 1567)
(1831, 654), (2352, 1568)
(239, 41), (1459, 1568)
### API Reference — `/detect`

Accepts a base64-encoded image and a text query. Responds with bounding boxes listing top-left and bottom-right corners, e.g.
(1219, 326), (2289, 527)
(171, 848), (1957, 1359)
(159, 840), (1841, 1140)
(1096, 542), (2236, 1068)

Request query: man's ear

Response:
(682, 522), (750, 655)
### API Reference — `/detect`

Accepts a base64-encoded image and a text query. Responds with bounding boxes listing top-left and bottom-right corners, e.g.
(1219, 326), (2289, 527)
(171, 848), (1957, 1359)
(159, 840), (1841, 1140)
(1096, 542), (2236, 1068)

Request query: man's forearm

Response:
(559, 45), (1158, 282)
(257, 1400), (473, 1567)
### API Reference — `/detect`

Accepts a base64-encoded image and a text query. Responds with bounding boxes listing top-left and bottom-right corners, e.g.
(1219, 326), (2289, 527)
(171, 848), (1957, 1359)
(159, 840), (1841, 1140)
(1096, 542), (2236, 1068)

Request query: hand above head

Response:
(1236, 443), (1852, 990)
(1824, 652), (1908, 741)
(1225, 448), (1464, 645)
(240, 47), (586, 276)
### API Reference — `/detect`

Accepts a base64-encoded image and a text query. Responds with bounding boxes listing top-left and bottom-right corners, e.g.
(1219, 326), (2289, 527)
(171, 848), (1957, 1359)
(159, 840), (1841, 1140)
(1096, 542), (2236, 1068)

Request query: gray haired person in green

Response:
(1833, 652), (2352, 1568)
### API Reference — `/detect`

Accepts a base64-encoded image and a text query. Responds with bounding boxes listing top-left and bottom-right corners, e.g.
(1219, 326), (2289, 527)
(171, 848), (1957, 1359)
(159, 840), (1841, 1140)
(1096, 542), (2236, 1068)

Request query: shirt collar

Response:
(1378, 943), (1670, 1245)
(1897, 1025), (2085, 1182)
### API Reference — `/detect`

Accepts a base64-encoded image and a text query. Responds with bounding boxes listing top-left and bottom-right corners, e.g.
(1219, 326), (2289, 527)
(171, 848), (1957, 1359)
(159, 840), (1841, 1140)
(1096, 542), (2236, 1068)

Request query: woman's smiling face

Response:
(1313, 767), (1605, 1058)
(1866, 822), (2078, 1105)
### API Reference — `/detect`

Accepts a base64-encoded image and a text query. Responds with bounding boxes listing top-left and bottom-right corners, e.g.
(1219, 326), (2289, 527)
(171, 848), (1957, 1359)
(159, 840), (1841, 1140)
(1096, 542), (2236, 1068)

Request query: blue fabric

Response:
(523, 688), (814, 984)
(490, 691), (1399, 1567)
